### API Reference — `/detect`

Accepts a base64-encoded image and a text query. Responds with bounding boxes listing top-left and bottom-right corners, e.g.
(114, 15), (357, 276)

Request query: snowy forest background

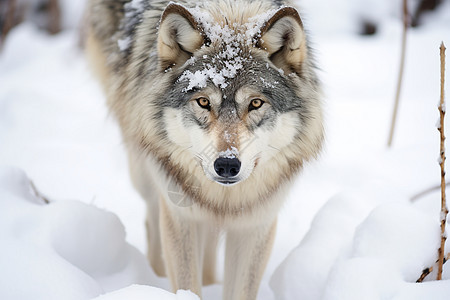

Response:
(1, 0), (450, 299)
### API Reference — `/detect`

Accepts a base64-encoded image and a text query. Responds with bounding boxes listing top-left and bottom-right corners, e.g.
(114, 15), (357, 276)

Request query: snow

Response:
(118, 37), (132, 52)
(93, 285), (199, 300)
(118, 0), (149, 52)
(188, 4), (278, 48)
(1, 0), (450, 299)
(179, 68), (228, 91)
(218, 146), (239, 159)
(0, 166), (187, 299)
(178, 55), (244, 91)
(260, 77), (279, 88)
(440, 101), (446, 113)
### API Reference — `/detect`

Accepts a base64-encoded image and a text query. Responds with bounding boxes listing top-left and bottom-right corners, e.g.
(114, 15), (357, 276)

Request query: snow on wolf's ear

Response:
(158, 3), (204, 70)
(258, 7), (307, 75)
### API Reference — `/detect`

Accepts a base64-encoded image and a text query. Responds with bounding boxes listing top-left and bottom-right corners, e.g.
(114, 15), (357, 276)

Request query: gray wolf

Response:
(86, 0), (323, 298)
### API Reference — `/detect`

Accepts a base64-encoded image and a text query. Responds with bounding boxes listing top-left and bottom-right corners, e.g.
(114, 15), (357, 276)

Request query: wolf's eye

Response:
(196, 97), (211, 110)
(249, 98), (264, 111)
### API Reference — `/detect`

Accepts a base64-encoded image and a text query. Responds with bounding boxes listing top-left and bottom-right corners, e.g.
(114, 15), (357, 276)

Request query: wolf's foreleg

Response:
(146, 199), (165, 276)
(201, 226), (218, 286)
(159, 199), (202, 297)
(128, 152), (166, 276)
(223, 219), (277, 300)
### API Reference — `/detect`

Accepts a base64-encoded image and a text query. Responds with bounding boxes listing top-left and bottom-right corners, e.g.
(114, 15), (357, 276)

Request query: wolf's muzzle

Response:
(214, 157), (241, 179)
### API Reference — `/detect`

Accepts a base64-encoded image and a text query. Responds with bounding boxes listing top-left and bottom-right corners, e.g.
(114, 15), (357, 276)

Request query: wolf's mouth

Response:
(199, 155), (255, 186)
(216, 179), (240, 186)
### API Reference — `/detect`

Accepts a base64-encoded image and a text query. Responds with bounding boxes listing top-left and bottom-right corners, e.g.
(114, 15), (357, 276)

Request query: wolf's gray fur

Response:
(86, 0), (323, 298)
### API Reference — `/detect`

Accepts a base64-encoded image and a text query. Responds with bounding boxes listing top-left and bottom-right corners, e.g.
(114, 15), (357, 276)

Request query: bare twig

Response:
(47, 0), (61, 35)
(388, 0), (409, 147)
(1, 0), (17, 48)
(437, 42), (448, 281)
(417, 266), (433, 283)
(29, 181), (50, 204)
(417, 252), (450, 283)
(410, 181), (450, 202)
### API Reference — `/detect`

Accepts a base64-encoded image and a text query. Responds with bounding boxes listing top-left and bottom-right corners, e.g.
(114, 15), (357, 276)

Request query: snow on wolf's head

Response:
(156, 2), (323, 187)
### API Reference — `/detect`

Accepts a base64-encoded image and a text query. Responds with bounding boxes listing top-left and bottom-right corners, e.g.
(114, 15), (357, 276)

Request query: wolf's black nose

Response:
(214, 157), (241, 178)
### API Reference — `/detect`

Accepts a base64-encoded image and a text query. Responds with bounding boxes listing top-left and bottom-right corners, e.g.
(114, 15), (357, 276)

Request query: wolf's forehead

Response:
(178, 53), (275, 93)
(174, 55), (298, 112)
(178, 50), (255, 92)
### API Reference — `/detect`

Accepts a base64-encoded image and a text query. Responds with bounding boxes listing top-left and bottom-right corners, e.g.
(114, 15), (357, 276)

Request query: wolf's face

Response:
(153, 3), (322, 187)
(162, 52), (305, 186)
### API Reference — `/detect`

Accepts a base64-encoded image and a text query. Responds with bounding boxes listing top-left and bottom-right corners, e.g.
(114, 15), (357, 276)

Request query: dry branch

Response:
(388, 0), (409, 147)
(417, 252), (450, 283)
(417, 266), (433, 283)
(437, 42), (448, 280)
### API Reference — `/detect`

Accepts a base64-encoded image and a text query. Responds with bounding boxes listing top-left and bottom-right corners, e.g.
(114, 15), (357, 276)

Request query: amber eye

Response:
(249, 98), (264, 111)
(196, 97), (211, 110)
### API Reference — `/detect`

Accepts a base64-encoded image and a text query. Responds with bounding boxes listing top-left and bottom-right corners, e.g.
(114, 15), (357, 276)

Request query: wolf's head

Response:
(148, 2), (323, 188)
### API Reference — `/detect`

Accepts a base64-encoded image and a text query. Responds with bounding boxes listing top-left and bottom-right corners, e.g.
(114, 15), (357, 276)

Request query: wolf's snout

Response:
(214, 157), (241, 178)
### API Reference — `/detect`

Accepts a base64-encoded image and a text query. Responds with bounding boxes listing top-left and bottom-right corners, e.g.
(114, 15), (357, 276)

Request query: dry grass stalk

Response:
(437, 42), (448, 280)
(388, 0), (409, 147)
(29, 180), (50, 204)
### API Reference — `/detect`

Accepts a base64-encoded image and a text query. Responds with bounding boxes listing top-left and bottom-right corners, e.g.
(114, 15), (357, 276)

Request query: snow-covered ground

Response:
(1, 0), (450, 299)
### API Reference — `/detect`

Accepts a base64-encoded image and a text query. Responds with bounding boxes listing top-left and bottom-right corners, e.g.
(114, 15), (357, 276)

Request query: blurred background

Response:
(1, 0), (449, 47)
(0, 1), (450, 299)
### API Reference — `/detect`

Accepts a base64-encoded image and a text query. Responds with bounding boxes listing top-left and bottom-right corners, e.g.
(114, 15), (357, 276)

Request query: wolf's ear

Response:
(258, 7), (307, 75)
(158, 4), (204, 70)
